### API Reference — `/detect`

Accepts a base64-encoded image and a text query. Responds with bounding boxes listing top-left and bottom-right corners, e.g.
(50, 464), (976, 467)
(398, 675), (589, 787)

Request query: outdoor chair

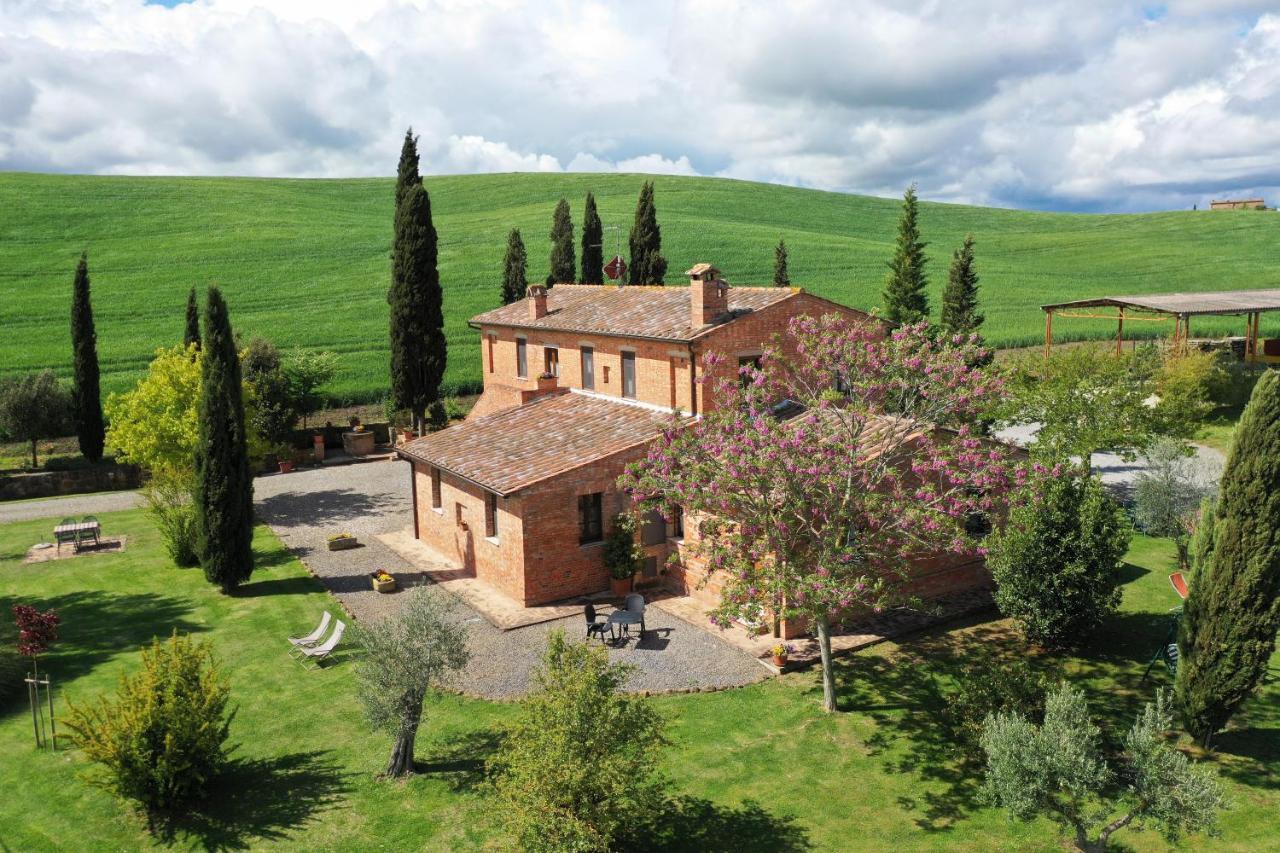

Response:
(584, 603), (608, 642)
(288, 611), (332, 648)
(55, 518), (79, 553)
(624, 593), (647, 638)
(79, 515), (100, 547)
(294, 620), (346, 668)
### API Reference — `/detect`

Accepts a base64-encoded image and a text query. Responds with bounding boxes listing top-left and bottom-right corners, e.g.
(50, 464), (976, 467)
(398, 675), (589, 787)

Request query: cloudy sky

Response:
(2, 0), (1278, 212)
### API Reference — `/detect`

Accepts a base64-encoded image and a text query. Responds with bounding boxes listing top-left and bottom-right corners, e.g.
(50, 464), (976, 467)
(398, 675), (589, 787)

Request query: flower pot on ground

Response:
(327, 532), (358, 551)
(277, 460), (294, 474)
(771, 643), (794, 669)
(610, 575), (634, 596)
(342, 430), (375, 457)
(370, 571), (397, 593)
(602, 513), (642, 598)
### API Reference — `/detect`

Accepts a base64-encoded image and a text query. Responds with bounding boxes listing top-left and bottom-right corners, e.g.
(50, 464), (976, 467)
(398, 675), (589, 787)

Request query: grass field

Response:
(1, 510), (1275, 851)
(3, 171), (1279, 403)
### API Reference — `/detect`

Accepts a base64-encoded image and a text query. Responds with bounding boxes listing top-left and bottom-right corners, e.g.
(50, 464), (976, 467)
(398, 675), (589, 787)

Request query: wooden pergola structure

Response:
(1042, 289), (1280, 363)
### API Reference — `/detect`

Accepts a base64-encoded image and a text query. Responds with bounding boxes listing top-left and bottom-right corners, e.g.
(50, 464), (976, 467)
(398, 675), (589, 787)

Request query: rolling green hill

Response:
(2, 171), (1277, 403)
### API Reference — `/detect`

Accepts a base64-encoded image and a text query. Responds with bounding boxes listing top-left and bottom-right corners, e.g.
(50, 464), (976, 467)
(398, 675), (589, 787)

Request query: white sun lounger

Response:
(293, 620), (346, 668)
(288, 611), (332, 648)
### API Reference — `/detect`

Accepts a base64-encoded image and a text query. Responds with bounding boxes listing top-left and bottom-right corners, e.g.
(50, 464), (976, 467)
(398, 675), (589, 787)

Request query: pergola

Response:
(1041, 289), (1280, 363)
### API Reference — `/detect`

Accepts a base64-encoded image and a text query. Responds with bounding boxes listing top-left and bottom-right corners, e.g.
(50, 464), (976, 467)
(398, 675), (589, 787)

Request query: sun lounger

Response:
(288, 611), (332, 648)
(293, 620), (346, 668)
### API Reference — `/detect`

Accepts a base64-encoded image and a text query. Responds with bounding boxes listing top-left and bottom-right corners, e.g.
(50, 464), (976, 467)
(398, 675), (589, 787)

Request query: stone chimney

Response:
(526, 284), (548, 320)
(687, 263), (729, 327)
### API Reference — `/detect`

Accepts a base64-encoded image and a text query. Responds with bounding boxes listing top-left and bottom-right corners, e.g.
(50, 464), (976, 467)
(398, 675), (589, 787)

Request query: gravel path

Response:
(0, 490), (142, 523)
(252, 459), (765, 698)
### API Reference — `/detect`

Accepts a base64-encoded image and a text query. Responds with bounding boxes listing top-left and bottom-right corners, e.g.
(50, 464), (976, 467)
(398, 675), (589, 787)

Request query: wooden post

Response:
(1044, 310), (1054, 357)
(1116, 309), (1125, 354)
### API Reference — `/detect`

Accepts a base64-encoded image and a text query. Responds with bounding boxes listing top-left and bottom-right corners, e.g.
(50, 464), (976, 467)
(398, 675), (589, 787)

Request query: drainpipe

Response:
(688, 345), (698, 416)
(408, 459), (420, 539)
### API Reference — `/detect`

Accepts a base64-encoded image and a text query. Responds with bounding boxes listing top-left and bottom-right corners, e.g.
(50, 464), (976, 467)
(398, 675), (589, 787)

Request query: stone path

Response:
(252, 458), (765, 698)
(0, 490), (142, 523)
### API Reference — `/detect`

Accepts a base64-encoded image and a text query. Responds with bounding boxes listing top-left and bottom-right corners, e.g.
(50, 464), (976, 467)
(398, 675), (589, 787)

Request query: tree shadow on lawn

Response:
(414, 728), (504, 792)
(153, 749), (352, 851)
(235, 576), (325, 598)
(0, 589), (203, 701)
(626, 796), (813, 852)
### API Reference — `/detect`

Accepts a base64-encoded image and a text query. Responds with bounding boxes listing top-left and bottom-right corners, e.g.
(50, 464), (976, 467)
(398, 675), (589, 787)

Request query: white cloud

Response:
(0, 0), (1277, 210)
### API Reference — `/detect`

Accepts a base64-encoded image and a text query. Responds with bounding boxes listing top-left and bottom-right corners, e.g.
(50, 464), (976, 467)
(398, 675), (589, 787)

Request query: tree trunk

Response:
(384, 695), (423, 777)
(30, 438), (38, 468)
(1175, 539), (1189, 573)
(816, 615), (837, 713)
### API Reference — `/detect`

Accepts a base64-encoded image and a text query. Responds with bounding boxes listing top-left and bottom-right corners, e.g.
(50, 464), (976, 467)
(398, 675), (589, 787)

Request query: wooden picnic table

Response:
(54, 520), (100, 552)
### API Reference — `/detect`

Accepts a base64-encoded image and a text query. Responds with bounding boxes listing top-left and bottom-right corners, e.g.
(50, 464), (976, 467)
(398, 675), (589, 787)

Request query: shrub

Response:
(1132, 438), (1214, 571)
(1151, 349), (1223, 435)
(943, 656), (1055, 762)
(143, 474), (199, 567)
(489, 630), (667, 852)
(65, 632), (234, 816)
(427, 399), (448, 431)
(603, 513), (642, 580)
(987, 470), (1132, 650)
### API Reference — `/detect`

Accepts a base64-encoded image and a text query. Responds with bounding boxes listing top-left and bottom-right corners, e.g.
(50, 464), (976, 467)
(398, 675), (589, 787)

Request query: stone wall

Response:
(0, 463), (143, 501)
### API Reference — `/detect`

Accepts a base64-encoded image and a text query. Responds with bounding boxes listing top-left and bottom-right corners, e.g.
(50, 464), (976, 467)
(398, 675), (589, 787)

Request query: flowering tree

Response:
(622, 316), (1027, 712)
(13, 604), (60, 679)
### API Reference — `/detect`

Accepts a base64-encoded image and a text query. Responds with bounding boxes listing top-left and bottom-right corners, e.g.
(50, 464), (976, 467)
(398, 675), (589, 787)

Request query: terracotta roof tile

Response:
(397, 391), (677, 495)
(469, 283), (798, 341)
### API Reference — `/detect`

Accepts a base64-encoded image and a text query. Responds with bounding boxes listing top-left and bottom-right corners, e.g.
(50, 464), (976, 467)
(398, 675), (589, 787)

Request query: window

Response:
(666, 505), (684, 539)
(516, 337), (528, 378)
(621, 351), (636, 399)
(578, 492), (604, 544)
(430, 467), (442, 510)
(485, 491), (498, 540)
(544, 346), (559, 378)
(487, 335), (496, 374)
(738, 354), (762, 388)
(581, 346), (595, 390)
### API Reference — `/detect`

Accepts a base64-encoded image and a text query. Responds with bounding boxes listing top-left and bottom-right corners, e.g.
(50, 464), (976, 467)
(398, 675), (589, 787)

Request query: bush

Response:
(143, 475), (199, 567)
(1152, 349), (1225, 435)
(65, 632), (233, 816)
(988, 471), (1132, 650)
(603, 513), (642, 580)
(489, 631), (667, 852)
(427, 399), (448, 431)
(943, 656), (1055, 762)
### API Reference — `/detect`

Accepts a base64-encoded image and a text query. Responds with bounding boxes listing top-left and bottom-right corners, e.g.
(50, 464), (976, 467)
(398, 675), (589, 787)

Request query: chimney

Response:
(687, 263), (729, 327)
(526, 284), (548, 320)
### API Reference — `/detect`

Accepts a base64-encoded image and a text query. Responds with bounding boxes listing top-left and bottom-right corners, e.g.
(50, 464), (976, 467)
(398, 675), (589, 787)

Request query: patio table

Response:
(53, 520), (100, 552)
(607, 609), (643, 644)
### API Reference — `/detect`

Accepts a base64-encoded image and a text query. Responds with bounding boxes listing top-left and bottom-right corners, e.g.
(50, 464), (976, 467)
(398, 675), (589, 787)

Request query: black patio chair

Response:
(624, 593), (647, 639)
(584, 603), (608, 642)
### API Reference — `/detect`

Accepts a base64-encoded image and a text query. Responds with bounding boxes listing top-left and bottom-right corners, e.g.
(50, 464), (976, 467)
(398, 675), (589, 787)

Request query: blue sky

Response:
(3, 0), (1279, 213)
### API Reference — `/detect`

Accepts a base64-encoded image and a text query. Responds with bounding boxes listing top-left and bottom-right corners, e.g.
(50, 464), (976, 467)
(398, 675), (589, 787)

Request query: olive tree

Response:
(1132, 437), (1214, 571)
(351, 587), (469, 778)
(0, 370), (72, 468)
(982, 684), (1225, 853)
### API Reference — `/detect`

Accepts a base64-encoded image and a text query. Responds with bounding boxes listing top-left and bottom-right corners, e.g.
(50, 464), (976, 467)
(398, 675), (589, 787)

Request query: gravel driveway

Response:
(252, 459), (765, 698)
(0, 490), (142, 523)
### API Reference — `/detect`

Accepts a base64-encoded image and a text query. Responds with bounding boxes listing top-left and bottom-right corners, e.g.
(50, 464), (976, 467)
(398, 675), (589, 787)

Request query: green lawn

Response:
(3, 171), (1278, 402)
(0, 513), (1275, 851)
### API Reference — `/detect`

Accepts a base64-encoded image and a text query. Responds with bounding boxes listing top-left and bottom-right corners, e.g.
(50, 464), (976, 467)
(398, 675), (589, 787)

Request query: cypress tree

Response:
(194, 286), (254, 594)
(389, 181), (446, 431)
(773, 239), (791, 287)
(395, 128), (422, 211)
(940, 234), (983, 337)
(547, 198), (575, 285)
(70, 252), (105, 462)
(628, 181), (667, 285)
(1176, 372), (1280, 744)
(501, 228), (529, 305)
(183, 286), (201, 350)
(580, 192), (603, 284)
(883, 184), (930, 325)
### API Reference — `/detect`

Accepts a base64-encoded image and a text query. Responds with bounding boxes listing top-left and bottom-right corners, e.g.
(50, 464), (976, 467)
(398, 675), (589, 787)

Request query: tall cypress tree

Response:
(773, 238), (791, 287)
(389, 180), (446, 431)
(547, 198), (575, 285)
(580, 192), (603, 284)
(882, 184), (930, 324)
(628, 181), (667, 285)
(184, 285), (201, 350)
(1177, 371), (1280, 744)
(501, 228), (529, 305)
(194, 286), (254, 594)
(69, 252), (105, 462)
(940, 234), (983, 336)
(395, 128), (422, 211)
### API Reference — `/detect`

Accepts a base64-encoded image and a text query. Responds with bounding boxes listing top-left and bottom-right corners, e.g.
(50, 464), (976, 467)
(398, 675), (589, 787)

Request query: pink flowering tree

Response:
(13, 603), (60, 679)
(622, 315), (1029, 712)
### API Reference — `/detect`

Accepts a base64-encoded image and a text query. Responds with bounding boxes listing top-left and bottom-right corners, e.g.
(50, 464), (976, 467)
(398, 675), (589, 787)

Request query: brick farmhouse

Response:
(397, 264), (997, 627)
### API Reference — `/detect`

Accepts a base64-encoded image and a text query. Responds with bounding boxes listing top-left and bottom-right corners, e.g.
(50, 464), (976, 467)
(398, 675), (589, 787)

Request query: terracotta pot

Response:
(278, 460), (294, 474)
(610, 576), (633, 596)
(773, 654), (788, 668)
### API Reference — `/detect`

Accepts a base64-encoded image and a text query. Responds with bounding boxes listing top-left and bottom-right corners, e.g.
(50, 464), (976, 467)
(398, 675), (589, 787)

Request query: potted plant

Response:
(603, 514), (641, 596)
(327, 532), (359, 551)
(278, 458), (295, 474)
(370, 570), (397, 593)
(771, 643), (794, 668)
(349, 415), (364, 432)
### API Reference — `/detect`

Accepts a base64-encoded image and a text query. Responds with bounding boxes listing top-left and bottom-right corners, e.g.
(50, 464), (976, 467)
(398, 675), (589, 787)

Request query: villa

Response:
(397, 264), (994, 626)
